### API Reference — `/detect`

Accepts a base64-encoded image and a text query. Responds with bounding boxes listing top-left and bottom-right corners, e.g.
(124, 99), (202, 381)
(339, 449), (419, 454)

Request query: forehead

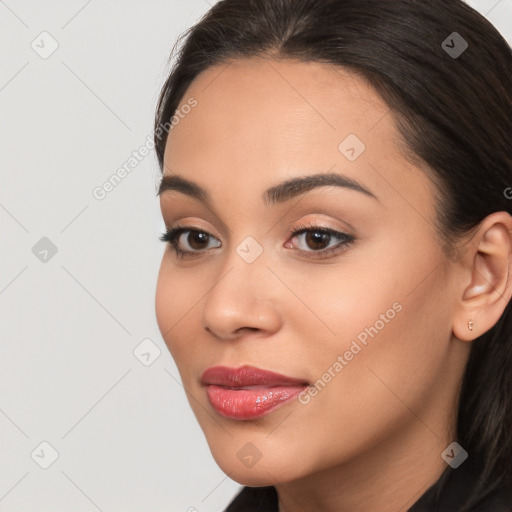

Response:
(164, 57), (392, 164)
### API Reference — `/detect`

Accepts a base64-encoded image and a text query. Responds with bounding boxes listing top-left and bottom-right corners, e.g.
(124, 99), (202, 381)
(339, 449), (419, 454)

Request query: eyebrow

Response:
(157, 172), (378, 206)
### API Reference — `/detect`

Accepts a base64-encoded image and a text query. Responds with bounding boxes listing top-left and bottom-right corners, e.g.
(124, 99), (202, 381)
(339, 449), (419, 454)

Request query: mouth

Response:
(201, 365), (309, 420)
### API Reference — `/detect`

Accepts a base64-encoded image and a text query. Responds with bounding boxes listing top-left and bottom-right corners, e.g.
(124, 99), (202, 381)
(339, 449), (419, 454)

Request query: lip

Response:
(201, 365), (309, 420)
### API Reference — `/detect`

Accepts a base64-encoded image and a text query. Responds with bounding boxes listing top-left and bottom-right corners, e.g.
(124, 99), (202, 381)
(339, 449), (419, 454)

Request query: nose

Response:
(201, 257), (282, 341)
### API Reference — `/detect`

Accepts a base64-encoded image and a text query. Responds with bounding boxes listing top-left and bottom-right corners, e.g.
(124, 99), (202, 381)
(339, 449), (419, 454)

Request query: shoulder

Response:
(409, 457), (512, 512)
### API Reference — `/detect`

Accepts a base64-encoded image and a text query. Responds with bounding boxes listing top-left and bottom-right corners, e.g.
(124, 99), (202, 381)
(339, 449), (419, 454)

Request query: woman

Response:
(153, 0), (512, 510)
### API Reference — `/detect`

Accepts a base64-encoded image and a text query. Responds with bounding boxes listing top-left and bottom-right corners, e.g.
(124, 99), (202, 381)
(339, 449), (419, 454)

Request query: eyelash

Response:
(159, 222), (356, 260)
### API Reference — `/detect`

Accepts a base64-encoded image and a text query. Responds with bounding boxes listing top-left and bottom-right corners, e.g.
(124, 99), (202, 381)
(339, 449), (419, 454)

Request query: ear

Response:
(452, 211), (512, 341)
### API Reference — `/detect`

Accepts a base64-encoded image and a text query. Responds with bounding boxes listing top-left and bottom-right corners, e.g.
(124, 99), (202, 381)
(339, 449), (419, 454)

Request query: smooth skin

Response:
(155, 56), (512, 512)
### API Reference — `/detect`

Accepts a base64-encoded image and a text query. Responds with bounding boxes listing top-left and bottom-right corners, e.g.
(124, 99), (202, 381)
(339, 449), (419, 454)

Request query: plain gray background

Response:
(1, 1), (511, 511)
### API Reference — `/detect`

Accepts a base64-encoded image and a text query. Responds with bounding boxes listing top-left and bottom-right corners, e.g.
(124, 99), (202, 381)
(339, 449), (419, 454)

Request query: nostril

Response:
(237, 327), (259, 334)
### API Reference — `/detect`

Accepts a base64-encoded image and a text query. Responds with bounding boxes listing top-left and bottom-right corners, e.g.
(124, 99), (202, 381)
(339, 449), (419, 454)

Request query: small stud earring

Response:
(468, 320), (474, 331)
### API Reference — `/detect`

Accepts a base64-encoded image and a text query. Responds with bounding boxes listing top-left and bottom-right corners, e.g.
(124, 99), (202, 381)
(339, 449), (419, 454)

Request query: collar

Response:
(225, 457), (512, 512)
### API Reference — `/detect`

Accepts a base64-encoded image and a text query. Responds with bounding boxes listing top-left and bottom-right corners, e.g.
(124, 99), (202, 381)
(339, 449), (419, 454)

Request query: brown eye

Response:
(159, 227), (221, 257)
(186, 231), (211, 250)
(303, 231), (332, 251)
(174, 230), (221, 252)
(287, 224), (356, 260)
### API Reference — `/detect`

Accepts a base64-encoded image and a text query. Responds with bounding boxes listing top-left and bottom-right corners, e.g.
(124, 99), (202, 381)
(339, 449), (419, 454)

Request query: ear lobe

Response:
(452, 212), (512, 342)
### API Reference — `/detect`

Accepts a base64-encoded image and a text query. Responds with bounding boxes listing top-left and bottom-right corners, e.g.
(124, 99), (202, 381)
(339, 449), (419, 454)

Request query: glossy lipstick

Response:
(201, 365), (309, 420)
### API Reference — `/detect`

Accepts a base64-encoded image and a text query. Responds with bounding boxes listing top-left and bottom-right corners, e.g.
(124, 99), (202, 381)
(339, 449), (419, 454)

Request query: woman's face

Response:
(155, 57), (469, 485)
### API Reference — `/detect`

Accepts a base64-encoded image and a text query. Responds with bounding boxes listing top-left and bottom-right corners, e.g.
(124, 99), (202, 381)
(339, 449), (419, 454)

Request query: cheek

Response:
(155, 255), (221, 387)
(278, 238), (451, 404)
(244, 252), (451, 471)
(287, 230), (445, 348)
(155, 257), (196, 362)
(155, 258), (174, 341)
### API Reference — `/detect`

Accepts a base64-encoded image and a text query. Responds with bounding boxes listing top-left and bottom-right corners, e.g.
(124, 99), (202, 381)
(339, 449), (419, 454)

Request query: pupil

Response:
(189, 232), (208, 250)
(307, 231), (329, 250)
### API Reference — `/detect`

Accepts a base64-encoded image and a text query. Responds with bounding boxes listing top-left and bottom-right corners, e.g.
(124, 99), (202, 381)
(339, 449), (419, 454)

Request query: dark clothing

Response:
(224, 456), (512, 511)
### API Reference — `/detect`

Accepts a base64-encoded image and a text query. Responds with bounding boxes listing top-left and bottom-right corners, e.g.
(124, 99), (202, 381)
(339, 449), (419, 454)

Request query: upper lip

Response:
(201, 365), (309, 388)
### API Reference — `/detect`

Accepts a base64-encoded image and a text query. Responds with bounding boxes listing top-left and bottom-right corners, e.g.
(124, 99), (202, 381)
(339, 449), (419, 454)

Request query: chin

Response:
(208, 444), (308, 487)
(228, 471), (277, 487)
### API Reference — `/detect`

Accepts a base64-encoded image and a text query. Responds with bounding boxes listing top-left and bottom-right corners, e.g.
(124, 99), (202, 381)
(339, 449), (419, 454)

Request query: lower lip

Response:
(205, 384), (307, 420)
